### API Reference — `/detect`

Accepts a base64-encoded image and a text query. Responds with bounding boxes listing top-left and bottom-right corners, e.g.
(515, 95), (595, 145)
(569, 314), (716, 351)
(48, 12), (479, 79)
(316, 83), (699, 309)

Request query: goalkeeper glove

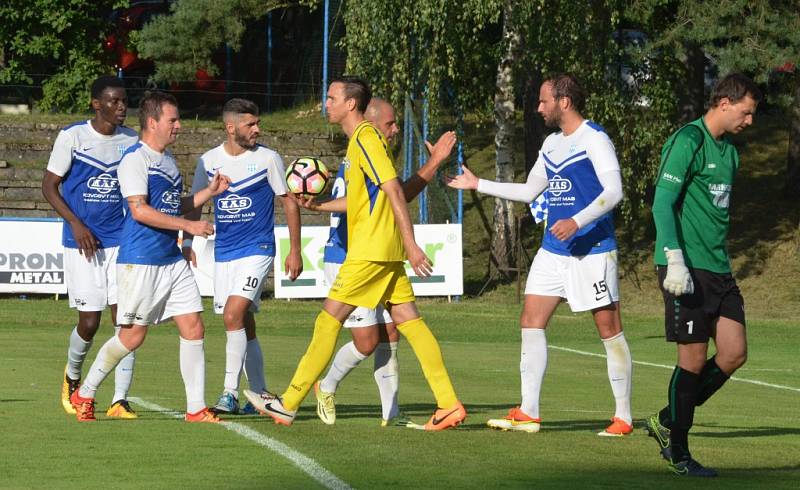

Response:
(663, 248), (694, 296)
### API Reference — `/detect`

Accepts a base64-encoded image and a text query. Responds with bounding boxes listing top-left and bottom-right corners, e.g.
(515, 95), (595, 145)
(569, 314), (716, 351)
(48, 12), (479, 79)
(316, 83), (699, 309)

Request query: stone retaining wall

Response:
(0, 122), (346, 224)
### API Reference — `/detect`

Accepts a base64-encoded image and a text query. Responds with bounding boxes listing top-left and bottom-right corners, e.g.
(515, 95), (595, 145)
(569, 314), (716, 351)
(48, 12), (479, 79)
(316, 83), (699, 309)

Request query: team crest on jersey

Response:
(161, 190), (182, 208)
(217, 194), (252, 214)
(247, 163), (257, 173)
(117, 144), (126, 157)
(568, 144), (577, 154)
(87, 173), (119, 194)
(548, 175), (572, 196)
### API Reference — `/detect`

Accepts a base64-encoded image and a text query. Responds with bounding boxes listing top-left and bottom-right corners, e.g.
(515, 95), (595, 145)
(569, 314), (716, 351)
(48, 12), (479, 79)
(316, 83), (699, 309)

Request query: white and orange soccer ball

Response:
(285, 157), (330, 196)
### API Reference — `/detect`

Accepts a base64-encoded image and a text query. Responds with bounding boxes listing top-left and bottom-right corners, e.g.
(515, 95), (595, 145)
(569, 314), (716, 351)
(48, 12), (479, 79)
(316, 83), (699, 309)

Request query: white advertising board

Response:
(273, 223), (463, 299)
(0, 218), (67, 294)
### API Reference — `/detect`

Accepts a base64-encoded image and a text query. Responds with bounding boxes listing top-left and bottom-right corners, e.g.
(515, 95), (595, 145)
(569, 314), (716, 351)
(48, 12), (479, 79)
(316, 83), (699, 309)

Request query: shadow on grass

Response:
(693, 424), (800, 439)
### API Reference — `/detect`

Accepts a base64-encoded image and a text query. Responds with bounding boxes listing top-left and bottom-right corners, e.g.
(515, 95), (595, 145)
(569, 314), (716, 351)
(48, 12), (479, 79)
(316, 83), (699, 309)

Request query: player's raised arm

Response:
(446, 162), (549, 204)
(402, 130), (457, 201)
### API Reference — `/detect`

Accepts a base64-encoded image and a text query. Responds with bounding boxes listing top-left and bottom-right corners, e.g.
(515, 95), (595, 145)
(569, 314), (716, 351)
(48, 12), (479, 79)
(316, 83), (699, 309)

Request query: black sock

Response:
(667, 366), (699, 462)
(695, 355), (730, 406)
(659, 406), (671, 429)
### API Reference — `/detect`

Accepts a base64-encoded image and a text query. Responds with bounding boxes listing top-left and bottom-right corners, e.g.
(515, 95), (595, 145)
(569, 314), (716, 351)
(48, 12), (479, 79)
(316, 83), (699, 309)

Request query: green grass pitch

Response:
(1, 297), (798, 489)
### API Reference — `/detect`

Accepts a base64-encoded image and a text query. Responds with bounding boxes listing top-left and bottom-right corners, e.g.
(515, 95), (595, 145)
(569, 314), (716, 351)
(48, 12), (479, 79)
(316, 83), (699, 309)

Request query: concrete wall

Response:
(0, 121), (346, 223)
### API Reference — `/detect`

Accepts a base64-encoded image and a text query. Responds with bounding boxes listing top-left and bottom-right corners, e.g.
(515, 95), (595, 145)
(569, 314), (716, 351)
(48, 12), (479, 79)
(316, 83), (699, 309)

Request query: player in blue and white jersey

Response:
(447, 73), (633, 436)
(69, 91), (230, 423)
(186, 98), (302, 415)
(42, 76), (140, 419)
(298, 98), (456, 426)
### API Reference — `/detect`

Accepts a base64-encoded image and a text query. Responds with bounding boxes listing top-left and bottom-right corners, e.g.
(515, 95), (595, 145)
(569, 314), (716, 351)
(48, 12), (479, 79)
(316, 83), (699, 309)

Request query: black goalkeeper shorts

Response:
(657, 266), (746, 343)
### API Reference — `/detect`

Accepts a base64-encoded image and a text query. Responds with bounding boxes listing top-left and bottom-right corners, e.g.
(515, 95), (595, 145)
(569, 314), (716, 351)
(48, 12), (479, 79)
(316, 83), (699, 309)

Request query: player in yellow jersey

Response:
(244, 76), (465, 430)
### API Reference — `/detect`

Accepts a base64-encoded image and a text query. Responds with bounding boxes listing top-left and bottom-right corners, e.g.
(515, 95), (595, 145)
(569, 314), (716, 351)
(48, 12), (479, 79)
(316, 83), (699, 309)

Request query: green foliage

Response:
(136, 0), (318, 83)
(0, 0), (127, 112)
(342, 0), (503, 119)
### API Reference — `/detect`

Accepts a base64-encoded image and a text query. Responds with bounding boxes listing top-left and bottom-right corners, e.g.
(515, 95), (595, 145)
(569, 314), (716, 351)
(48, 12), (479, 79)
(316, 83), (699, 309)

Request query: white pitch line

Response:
(129, 397), (352, 490)
(549, 345), (800, 393)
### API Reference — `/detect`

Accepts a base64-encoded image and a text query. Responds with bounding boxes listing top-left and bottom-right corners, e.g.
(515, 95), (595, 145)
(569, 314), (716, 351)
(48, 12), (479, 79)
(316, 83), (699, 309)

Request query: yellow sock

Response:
(281, 310), (342, 410)
(397, 317), (458, 408)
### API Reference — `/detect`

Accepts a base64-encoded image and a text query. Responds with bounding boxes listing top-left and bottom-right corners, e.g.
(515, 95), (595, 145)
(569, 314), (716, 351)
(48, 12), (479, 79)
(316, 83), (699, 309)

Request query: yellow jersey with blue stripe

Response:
(344, 120), (404, 261)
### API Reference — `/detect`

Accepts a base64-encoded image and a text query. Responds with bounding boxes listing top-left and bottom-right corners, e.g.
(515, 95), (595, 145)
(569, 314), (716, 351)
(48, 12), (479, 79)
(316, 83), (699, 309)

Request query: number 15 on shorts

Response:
(592, 280), (607, 301)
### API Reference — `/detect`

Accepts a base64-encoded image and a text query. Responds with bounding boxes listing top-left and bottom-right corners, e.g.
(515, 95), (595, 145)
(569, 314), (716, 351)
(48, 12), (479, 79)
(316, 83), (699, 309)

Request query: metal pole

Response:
(321, 0), (330, 116)
(404, 95), (414, 181)
(418, 95), (429, 223)
(266, 12), (273, 112)
(457, 116), (464, 225)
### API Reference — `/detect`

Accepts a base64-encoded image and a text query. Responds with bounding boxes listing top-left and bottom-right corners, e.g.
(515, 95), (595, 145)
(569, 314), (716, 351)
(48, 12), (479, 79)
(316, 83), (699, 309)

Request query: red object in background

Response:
(103, 1), (225, 101)
(776, 62), (796, 73)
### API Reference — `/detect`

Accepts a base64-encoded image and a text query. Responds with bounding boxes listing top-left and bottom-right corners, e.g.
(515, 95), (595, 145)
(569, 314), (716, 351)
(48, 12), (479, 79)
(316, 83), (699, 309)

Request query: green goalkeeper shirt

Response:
(652, 117), (739, 273)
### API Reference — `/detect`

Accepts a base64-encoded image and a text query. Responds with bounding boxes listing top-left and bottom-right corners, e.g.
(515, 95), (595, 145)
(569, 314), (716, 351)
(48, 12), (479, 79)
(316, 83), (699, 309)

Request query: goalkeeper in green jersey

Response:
(646, 73), (762, 477)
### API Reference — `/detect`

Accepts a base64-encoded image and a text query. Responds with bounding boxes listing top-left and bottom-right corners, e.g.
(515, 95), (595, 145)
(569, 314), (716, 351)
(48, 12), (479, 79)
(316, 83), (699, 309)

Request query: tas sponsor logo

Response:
(161, 190), (181, 208)
(548, 175), (572, 197)
(661, 172), (683, 184)
(218, 194), (252, 215)
(87, 173), (119, 194)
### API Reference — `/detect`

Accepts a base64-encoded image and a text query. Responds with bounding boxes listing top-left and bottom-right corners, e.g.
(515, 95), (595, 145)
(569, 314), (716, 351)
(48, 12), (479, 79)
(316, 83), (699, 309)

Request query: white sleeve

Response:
(190, 157), (209, 194)
(476, 156), (548, 203)
(571, 133), (623, 229)
(46, 130), (75, 177)
(267, 152), (289, 196)
(118, 154), (149, 198)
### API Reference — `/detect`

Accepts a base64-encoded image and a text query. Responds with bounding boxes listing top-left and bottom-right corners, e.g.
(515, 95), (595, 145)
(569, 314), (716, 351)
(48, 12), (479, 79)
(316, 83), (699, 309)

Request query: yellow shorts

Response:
(328, 260), (415, 309)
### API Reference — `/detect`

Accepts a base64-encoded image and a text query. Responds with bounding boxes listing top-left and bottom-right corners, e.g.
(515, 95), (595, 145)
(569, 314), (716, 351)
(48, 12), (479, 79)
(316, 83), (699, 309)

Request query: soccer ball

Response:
(285, 157), (330, 196)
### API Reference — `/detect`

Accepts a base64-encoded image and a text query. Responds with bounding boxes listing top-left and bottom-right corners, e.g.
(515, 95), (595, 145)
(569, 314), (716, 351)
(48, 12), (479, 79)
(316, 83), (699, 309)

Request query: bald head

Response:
(365, 97), (399, 143)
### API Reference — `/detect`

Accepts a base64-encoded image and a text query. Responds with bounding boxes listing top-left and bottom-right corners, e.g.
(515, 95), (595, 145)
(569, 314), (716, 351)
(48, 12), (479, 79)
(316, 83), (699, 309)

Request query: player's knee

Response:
(77, 313), (102, 336)
(353, 335), (378, 356)
(222, 309), (245, 329)
(180, 316), (205, 341)
(721, 349), (747, 371)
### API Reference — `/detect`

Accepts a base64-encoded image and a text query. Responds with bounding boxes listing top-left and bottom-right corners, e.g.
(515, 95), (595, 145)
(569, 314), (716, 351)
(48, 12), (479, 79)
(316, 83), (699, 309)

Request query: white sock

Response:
(66, 327), (92, 380)
(320, 341), (367, 393)
(520, 328), (547, 419)
(223, 328), (247, 398)
(244, 338), (267, 394)
(79, 335), (130, 399)
(180, 337), (206, 414)
(112, 326), (136, 403)
(373, 342), (399, 420)
(602, 331), (633, 424)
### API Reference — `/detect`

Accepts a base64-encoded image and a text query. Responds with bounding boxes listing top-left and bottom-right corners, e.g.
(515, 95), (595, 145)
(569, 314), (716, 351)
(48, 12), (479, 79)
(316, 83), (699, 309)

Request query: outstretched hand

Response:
(443, 165), (479, 190)
(425, 131), (457, 163)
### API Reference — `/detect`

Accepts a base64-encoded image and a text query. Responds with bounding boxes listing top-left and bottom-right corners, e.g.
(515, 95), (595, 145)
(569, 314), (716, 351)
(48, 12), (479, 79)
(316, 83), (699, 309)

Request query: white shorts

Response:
(324, 262), (392, 328)
(525, 248), (619, 313)
(64, 246), (119, 311)
(213, 255), (274, 314)
(116, 260), (203, 326)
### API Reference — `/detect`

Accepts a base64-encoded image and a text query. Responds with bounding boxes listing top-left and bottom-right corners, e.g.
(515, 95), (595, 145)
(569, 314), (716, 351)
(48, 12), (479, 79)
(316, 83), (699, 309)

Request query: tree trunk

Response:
(785, 79), (800, 199)
(491, 0), (520, 278)
(523, 75), (546, 175)
(679, 43), (706, 122)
